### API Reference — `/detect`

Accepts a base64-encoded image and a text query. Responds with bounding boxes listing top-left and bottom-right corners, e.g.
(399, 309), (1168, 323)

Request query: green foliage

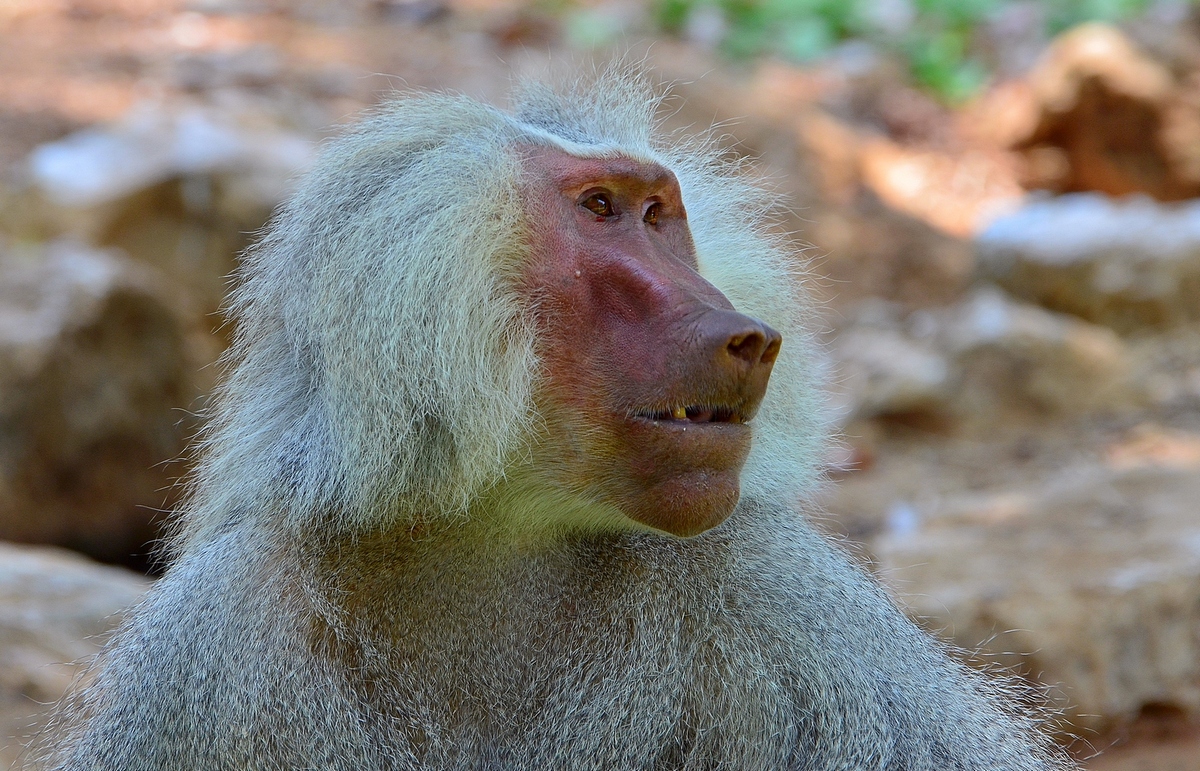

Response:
(655, 0), (870, 62)
(1044, 0), (1152, 32)
(904, 0), (998, 102)
(648, 0), (1159, 102)
(906, 29), (989, 103)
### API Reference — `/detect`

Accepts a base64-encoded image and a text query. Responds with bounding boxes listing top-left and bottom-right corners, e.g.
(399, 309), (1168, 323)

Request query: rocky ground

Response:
(1, 0), (1199, 767)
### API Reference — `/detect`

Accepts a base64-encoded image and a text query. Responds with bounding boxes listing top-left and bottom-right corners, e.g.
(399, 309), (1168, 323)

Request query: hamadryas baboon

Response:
(37, 73), (1071, 771)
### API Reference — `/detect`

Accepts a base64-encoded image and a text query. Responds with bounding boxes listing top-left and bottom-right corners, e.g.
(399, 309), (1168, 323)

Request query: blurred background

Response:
(1, 0), (1200, 767)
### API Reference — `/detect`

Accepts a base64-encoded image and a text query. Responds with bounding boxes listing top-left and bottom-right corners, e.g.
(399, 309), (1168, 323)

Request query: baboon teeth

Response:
(643, 405), (743, 424)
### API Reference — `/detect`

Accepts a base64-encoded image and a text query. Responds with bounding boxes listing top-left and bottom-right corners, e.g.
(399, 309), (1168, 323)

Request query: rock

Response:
(827, 289), (1132, 427)
(875, 450), (1200, 732)
(1128, 321), (1200, 411)
(375, 0), (451, 25)
(1088, 732), (1200, 771)
(789, 96), (982, 303)
(827, 306), (952, 424)
(933, 286), (1133, 417)
(29, 100), (311, 214)
(0, 240), (195, 567)
(20, 102), (314, 344)
(811, 197), (977, 308)
(794, 107), (1002, 300)
(856, 140), (1026, 238)
(977, 193), (1200, 332)
(0, 542), (147, 767)
(993, 23), (1199, 200)
(170, 44), (283, 92)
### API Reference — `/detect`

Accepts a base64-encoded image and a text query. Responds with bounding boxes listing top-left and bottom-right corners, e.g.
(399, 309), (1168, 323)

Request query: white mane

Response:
(177, 71), (824, 544)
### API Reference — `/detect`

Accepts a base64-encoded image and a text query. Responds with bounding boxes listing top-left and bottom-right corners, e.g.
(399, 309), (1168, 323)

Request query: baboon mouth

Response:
(634, 404), (746, 425)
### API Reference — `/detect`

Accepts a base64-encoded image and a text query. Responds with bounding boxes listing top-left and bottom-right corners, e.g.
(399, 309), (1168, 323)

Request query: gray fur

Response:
(35, 72), (1072, 770)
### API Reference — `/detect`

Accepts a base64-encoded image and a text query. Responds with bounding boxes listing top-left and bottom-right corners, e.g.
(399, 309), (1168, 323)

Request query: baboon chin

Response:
(37, 74), (1073, 771)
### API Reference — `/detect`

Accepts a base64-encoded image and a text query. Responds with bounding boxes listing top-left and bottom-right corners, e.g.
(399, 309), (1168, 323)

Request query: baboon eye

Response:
(581, 192), (617, 219)
(643, 202), (662, 226)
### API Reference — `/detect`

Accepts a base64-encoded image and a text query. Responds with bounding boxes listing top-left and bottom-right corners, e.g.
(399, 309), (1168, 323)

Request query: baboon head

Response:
(183, 74), (822, 543)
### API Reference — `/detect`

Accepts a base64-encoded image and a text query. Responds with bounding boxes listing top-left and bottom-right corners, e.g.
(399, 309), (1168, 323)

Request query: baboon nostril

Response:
(760, 335), (781, 365)
(727, 331), (767, 364)
(699, 310), (782, 376)
(726, 323), (782, 366)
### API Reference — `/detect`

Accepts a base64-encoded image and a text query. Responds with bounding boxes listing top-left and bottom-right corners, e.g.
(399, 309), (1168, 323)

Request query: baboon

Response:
(39, 74), (1072, 770)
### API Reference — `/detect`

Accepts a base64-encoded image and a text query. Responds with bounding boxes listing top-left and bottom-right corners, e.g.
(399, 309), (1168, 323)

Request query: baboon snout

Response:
(697, 309), (781, 399)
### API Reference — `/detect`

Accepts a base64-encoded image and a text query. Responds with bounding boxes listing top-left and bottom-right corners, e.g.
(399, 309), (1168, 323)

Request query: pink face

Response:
(519, 146), (781, 537)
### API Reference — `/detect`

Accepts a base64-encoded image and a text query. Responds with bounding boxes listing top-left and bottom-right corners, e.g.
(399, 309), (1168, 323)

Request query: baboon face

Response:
(520, 146), (781, 537)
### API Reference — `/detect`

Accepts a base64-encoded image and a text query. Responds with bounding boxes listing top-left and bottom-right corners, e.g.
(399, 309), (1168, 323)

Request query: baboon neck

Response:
(308, 516), (732, 645)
